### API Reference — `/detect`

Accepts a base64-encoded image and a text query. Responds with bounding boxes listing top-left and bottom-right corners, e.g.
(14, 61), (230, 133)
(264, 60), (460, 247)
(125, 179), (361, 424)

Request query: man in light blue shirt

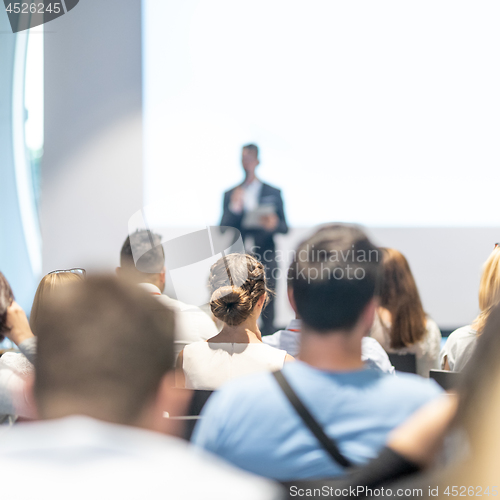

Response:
(193, 224), (442, 480)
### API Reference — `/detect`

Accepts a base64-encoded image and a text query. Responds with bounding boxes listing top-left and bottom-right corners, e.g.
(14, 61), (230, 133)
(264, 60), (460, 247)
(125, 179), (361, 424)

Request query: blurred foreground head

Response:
(34, 276), (175, 427)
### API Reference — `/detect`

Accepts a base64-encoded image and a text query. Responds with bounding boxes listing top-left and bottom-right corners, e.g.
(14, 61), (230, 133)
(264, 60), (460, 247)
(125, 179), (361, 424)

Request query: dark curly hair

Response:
(0, 272), (15, 341)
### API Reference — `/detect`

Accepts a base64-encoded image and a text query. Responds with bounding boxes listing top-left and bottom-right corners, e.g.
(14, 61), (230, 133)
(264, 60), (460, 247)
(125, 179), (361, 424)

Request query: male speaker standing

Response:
(220, 144), (288, 335)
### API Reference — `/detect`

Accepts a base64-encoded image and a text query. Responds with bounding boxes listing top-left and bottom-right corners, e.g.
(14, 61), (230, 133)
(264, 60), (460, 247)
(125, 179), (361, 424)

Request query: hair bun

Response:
(208, 253), (270, 326)
(210, 286), (253, 326)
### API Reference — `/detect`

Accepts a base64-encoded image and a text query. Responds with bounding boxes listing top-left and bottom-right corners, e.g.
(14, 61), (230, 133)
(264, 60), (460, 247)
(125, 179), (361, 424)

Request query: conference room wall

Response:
(41, 0), (143, 275)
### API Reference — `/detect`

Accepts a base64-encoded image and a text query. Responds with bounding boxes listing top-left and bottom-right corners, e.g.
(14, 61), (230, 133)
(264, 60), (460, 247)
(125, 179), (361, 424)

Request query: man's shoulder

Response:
(378, 371), (443, 400)
(0, 417), (281, 500)
(262, 330), (283, 348)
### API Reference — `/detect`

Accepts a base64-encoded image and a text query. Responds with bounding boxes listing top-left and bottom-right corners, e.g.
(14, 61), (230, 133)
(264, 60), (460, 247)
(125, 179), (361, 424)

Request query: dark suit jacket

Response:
(220, 182), (288, 256)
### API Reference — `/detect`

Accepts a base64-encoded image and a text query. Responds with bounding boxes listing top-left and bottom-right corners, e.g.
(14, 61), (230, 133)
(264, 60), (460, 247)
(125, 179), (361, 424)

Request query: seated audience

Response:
(440, 245), (500, 371)
(0, 270), (82, 420)
(117, 229), (218, 359)
(0, 276), (281, 500)
(192, 225), (442, 480)
(370, 248), (441, 377)
(177, 253), (293, 389)
(264, 270), (394, 374)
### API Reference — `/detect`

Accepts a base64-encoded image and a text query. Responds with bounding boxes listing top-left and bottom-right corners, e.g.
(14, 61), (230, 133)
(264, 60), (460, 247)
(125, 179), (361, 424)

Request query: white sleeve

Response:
(18, 337), (37, 365)
(0, 363), (32, 418)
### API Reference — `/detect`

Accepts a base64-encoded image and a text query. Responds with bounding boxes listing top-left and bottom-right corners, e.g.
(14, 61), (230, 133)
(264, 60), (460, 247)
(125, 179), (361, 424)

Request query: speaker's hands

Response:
(229, 187), (245, 214)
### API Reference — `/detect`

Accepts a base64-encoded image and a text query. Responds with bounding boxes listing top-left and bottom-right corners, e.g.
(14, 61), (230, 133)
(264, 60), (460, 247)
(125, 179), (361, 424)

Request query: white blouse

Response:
(439, 325), (478, 372)
(182, 342), (287, 390)
(370, 313), (442, 377)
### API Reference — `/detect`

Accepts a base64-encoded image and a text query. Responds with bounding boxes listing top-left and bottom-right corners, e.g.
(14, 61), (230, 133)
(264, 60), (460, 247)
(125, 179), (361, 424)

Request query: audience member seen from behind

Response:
(177, 253), (293, 390)
(0, 270), (84, 420)
(117, 230), (218, 359)
(193, 225), (442, 480)
(264, 269), (394, 374)
(440, 245), (500, 371)
(0, 276), (282, 500)
(370, 248), (442, 377)
(0, 272), (35, 419)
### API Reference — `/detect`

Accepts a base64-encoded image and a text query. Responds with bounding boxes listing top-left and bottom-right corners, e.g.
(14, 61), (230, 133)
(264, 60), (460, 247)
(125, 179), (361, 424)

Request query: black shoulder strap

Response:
(272, 370), (353, 469)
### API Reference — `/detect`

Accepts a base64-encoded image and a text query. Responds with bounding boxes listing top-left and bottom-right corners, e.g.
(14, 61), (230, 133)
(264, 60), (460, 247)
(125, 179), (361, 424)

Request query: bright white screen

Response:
(143, 1), (500, 227)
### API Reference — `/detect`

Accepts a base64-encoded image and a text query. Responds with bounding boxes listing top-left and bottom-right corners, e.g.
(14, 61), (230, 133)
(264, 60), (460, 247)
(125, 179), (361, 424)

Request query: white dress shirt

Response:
(229, 179), (263, 214)
(138, 283), (218, 359)
(0, 416), (283, 500)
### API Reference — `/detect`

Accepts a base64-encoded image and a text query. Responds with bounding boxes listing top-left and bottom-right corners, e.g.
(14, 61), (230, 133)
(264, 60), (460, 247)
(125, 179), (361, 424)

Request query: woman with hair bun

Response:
(177, 253), (293, 389)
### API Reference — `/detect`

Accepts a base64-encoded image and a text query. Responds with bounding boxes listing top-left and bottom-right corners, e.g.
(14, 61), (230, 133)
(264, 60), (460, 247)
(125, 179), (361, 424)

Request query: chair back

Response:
(429, 369), (462, 390)
(388, 353), (417, 374)
(167, 389), (214, 441)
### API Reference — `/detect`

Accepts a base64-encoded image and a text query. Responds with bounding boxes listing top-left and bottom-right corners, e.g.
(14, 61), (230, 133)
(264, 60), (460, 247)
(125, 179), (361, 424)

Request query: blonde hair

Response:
(30, 272), (85, 334)
(209, 254), (270, 326)
(473, 248), (500, 333)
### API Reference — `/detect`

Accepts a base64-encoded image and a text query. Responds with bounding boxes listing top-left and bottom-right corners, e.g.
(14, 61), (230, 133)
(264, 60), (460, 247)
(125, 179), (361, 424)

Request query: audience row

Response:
(0, 223), (498, 498)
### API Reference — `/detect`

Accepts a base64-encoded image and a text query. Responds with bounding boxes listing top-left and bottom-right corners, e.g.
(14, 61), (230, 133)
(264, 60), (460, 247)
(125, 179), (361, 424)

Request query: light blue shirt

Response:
(263, 320), (395, 374)
(192, 361), (442, 480)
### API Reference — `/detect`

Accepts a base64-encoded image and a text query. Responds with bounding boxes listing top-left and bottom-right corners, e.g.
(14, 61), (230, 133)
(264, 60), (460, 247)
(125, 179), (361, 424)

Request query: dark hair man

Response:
(193, 224), (442, 480)
(117, 229), (218, 359)
(0, 277), (281, 499)
(220, 144), (288, 335)
(263, 255), (395, 373)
